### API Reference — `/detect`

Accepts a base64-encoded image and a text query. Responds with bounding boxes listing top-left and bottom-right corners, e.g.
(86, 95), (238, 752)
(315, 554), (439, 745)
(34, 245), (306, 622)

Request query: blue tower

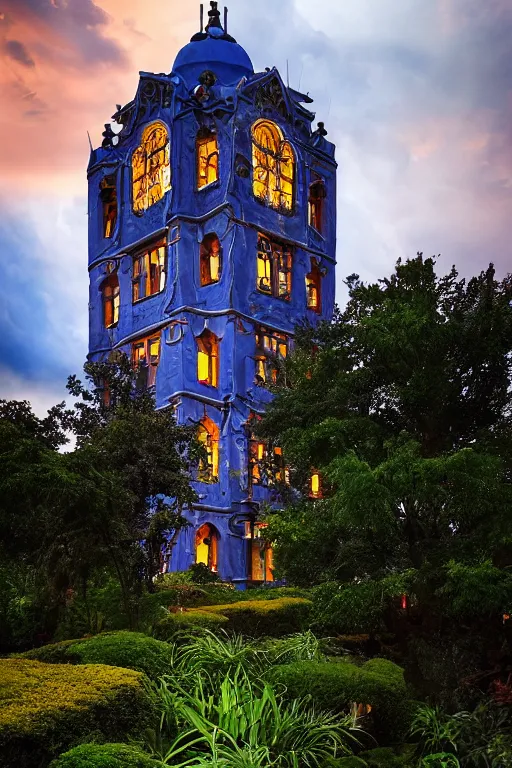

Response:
(87, 2), (337, 588)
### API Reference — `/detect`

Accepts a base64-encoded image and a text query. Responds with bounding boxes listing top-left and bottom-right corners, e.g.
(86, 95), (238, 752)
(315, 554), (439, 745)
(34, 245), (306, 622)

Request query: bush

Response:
(270, 657), (410, 742)
(49, 743), (164, 767)
(152, 609), (228, 640)
(0, 659), (152, 768)
(324, 759), (368, 768)
(19, 631), (173, 680)
(359, 747), (414, 767)
(190, 598), (312, 636)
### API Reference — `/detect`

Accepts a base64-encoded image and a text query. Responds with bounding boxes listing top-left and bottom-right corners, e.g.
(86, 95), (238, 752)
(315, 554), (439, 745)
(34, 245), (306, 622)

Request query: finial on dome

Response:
(206, 1), (223, 31)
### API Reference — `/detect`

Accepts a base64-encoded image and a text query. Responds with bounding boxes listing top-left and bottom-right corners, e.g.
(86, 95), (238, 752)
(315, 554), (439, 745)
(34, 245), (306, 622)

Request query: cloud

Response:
(4, 39), (35, 66)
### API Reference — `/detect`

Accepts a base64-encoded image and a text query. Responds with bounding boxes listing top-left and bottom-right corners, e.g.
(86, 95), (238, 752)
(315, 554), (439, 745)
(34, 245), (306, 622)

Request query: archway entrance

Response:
(195, 524), (219, 572)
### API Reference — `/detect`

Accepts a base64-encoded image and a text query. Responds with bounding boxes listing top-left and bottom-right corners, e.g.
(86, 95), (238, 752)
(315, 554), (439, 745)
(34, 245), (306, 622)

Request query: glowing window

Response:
(195, 523), (219, 571)
(306, 259), (322, 313)
(198, 417), (220, 483)
(255, 326), (288, 385)
(252, 120), (295, 212)
(200, 234), (222, 286)
(248, 421), (287, 488)
(308, 179), (327, 233)
(100, 175), (117, 238)
(197, 129), (219, 189)
(257, 234), (292, 300)
(102, 274), (120, 328)
(132, 242), (166, 302)
(131, 334), (161, 388)
(310, 471), (322, 499)
(197, 329), (219, 387)
(132, 122), (171, 214)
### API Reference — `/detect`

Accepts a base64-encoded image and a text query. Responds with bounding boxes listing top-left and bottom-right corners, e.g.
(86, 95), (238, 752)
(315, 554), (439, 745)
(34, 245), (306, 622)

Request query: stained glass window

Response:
(257, 234), (292, 300)
(197, 130), (219, 189)
(132, 242), (166, 302)
(132, 122), (171, 214)
(252, 120), (295, 212)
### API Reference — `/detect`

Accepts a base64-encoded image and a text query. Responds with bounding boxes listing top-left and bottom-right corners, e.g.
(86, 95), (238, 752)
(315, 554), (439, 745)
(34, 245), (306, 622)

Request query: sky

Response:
(0, 0), (511, 415)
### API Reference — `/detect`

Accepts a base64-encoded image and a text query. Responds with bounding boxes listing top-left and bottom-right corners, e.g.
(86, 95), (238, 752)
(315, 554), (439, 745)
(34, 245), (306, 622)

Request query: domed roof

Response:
(172, 3), (254, 87)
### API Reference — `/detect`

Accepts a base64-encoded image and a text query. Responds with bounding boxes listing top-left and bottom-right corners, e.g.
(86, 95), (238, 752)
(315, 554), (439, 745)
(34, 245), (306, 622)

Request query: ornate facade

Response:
(87, 2), (337, 588)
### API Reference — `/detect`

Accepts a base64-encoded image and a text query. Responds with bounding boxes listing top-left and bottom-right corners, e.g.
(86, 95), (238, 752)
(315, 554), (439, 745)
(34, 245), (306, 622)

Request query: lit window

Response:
(132, 242), (166, 302)
(102, 274), (120, 328)
(255, 326), (288, 385)
(197, 417), (219, 483)
(195, 524), (219, 571)
(197, 129), (219, 189)
(308, 179), (326, 233)
(252, 120), (295, 212)
(132, 122), (171, 214)
(306, 259), (322, 313)
(100, 175), (117, 238)
(200, 234), (222, 286)
(197, 330), (219, 387)
(132, 334), (161, 388)
(310, 471), (322, 499)
(248, 522), (274, 582)
(248, 428), (287, 487)
(257, 234), (292, 300)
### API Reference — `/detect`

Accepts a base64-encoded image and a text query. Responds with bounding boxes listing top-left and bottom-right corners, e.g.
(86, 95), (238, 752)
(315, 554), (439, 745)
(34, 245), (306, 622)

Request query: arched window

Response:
(197, 329), (219, 387)
(197, 417), (220, 483)
(306, 259), (322, 313)
(197, 128), (219, 189)
(102, 273), (120, 328)
(252, 120), (295, 212)
(132, 122), (171, 214)
(257, 233), (292, 300)
(308, 179), (326, 233)
(200, 234), (222, 286)
(100, 175), (117, 238)
(195, 523), (219, 571)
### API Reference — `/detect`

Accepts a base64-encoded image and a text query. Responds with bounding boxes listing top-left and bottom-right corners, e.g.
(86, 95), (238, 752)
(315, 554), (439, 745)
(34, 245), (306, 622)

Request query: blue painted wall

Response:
(87, 3), (337, 587)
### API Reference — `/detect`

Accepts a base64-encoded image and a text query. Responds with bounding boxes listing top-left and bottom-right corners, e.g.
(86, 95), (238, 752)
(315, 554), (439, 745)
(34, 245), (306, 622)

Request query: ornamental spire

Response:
(206, 2), (223, 31)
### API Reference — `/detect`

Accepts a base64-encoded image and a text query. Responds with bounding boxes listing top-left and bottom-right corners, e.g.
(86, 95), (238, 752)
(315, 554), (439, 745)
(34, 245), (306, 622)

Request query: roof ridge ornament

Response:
(206, 2), (223, 31)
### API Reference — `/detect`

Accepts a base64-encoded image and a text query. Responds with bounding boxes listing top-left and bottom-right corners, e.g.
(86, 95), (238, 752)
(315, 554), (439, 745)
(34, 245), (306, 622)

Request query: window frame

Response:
(257, 233), (292, 300)
(252, 119), (295, 213)
(131, 241), (167, 304)
(102, 273), (120, 329)
(255, 326), (288, 386)
(100, 174), (118, 239)
(197, 329), (219, 388)
(308, 178), (327, 234)
(200, 234), (222, 287)
(132, 121), (171, 215)
(196, 129), (219, 190)
(306, 258), (322, 314)
(131, 333), (161, 388)
(197, 417), (220, 483)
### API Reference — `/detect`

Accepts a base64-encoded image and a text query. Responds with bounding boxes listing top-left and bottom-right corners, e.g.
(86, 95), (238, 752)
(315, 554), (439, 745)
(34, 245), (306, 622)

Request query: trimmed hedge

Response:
(49, 743), (164, 767)
(270, 657), (409, 742)
(19, 631), (172, 680)
(0, 659), (152, 768)
(188, 598), (312, 636)
(153, 610), (228, 640)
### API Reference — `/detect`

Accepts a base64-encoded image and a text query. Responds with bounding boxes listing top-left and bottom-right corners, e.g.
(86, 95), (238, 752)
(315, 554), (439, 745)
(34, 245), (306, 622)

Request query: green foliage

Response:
(259, 630), (324, 665)
(190, 597), (312, 636)
(157, 670), (360, 767)
(188, 562), (222, 583)
(49, 743), (164, 767)
(324, 759), (368, 768)
(19, 631), (173, 680)
(152, 610), (228, 640)
(270, 658), (410, 742)
(0, 658), (152, 768)
(359, 747), (414, 767)
(438, 560), (512, 619)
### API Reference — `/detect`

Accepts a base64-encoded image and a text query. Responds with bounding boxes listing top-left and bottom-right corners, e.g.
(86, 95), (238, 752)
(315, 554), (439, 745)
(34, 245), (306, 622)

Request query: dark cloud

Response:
(2, 0), (127, 67)
(4, 39), (35, 66)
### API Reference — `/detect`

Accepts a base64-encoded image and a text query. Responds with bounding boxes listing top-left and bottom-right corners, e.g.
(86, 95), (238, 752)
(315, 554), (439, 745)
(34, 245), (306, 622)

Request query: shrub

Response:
(324, 759), (368, 768)
(191, 597), (312, 636)
(270, 657), (410, 742)
(19, 631), (173, 680)
(359, 747), (414, 767)
(152, 609), (228, 640)
(49, 743), (164, 767)
(0, 659), (152, 768)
